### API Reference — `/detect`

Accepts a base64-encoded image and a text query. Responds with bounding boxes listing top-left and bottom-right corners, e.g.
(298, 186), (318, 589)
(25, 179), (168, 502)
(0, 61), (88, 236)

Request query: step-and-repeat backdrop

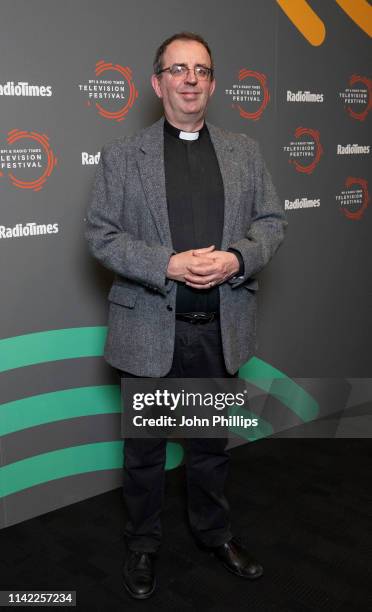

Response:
(0, 0), (371, 527)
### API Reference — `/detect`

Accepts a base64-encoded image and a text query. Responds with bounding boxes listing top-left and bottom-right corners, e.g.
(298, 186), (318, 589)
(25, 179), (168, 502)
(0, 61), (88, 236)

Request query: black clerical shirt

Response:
(164, 118), (225, 313)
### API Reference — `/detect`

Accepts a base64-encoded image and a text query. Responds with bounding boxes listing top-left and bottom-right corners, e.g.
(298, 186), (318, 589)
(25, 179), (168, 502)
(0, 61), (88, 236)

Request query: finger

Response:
(199, 251), (219, 259)
(184, 282), (211, 289)
(190, 258), (217, 268)
(185, 280), (221, 289)
(184, 274), (218, 286)
(192, 245), (215, 255)
(186, 264), (217, 275)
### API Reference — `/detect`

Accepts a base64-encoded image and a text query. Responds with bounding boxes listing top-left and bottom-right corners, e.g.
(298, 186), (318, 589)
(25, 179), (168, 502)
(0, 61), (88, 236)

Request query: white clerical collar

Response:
(179, 130), (199, 141)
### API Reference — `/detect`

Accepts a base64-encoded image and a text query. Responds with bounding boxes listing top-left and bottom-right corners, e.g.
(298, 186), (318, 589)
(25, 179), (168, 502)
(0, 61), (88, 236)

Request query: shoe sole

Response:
(123, 577), (156, 600)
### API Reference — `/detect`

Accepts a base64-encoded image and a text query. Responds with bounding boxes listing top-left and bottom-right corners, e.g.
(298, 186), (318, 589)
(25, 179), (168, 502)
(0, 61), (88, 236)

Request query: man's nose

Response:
(184, 69), (197, 85)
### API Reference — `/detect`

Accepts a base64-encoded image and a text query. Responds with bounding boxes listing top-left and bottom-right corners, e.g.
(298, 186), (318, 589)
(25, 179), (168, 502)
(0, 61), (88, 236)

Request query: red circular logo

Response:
(94, 61), (138, 122)
(341, 177), (370, 220)
(290, 127), (324, 175)
(236, 69), (270, 120)
(0, 130), (57, 191)
(346, 75), (372, 122)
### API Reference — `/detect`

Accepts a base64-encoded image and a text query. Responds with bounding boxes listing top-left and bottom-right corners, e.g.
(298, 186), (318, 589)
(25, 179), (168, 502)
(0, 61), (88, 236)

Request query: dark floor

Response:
(1, 439), (371, 611)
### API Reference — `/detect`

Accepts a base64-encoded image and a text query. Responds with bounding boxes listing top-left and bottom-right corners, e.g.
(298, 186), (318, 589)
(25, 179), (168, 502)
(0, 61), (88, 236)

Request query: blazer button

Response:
(167, 305), (173, 311)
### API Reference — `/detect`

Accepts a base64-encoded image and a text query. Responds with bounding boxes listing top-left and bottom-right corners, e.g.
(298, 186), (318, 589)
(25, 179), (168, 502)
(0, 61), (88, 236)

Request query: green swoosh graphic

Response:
(0, 385), (275, 440)
(0, 325), (319, 422)
(240, 357), (319, 421)
(0, 327), (319, 500)
(0, 327), (107, 373)
(0, 441), (184, 498)
(0, 328), (318, 420)
(0, 386), (121, 437)
(0, 326), (319, 427)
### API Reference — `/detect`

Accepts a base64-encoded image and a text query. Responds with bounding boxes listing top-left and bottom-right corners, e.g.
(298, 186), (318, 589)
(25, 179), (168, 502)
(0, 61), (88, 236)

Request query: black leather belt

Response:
(175, 312), (219, 324)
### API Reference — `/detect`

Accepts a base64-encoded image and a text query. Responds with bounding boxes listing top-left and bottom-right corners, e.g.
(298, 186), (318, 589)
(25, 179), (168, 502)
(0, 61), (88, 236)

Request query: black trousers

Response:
(118, 318), (237, 552)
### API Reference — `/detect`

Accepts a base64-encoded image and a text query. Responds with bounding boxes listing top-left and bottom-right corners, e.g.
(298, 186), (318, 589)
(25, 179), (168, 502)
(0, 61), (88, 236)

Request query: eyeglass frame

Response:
(156, 63), (214, 80)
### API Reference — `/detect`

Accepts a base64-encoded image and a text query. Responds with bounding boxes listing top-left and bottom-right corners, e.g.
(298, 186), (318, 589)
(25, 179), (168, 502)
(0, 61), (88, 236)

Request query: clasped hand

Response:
(166, 245), (240, 289)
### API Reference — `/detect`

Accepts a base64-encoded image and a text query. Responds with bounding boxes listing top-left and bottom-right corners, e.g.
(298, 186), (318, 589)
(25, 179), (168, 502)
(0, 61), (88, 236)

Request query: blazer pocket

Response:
(243, 278), (259, 292)
(108, 284), (138, 308)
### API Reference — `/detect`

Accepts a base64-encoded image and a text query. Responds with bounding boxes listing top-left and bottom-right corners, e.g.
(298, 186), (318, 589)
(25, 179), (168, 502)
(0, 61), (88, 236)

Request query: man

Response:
(85, 32), (286, 599)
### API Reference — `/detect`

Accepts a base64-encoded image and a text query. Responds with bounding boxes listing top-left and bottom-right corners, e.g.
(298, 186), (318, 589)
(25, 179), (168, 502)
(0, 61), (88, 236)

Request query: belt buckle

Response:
(176, 312), (216, 324)
(195, 312), (213, 324)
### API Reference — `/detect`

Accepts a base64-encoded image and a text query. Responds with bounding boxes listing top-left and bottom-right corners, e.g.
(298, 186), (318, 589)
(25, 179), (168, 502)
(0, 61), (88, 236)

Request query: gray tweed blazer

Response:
(85, 117), (287, 376)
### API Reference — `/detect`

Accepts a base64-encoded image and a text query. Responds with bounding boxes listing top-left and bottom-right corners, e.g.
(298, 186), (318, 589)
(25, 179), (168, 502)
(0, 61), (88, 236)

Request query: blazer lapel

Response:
(207, 122), (242, 250)
(136, 117), (241, 251)
(137, 117), (173, 248)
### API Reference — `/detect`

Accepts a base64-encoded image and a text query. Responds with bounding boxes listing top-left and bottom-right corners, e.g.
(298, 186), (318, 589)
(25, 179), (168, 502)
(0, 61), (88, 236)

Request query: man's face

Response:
(151, 39), (215, 126)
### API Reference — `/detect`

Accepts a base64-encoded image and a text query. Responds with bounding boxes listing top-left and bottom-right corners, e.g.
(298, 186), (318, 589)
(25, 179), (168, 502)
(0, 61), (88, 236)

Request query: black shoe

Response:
(123, 550), (156, 599)
(212, 537), (263, 579)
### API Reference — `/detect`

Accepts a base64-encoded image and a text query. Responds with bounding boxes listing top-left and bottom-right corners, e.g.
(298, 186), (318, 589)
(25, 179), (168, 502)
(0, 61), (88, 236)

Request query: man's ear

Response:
(209, 78), (216, 97)
(151, 74), (163, 99)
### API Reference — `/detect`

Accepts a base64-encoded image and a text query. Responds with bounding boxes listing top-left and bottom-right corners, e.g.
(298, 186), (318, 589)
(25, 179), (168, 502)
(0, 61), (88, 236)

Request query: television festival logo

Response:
(339, 75), (372, 122)
(225, 69), (270, 120)
(78, 61), (138, 122)
(283, 127), (323, 174)
(336, 177), (370, 221)
(0, 130), (57, 191)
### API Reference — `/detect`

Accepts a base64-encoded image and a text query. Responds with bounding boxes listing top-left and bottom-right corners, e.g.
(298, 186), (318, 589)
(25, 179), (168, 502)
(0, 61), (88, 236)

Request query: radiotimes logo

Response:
(0, 221), (59, 240)
(225, 69), (270, 120)
(286, 89), (324, 103)
(339, 75), (372, 122)
(283, 127), (323, 174)
(285, 197), (320, 211)
(0, 81), (53, 97)
(81, 151), (100, 165)
(336, 178), (370, 221)
(0, 130), (57, 191)
(78, 61), (138, 122)
(337, 144), (370, 155)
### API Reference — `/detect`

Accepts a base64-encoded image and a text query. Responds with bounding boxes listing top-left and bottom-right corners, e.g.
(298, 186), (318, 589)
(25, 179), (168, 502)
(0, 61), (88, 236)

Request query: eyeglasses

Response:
(157, 63), (214, 81)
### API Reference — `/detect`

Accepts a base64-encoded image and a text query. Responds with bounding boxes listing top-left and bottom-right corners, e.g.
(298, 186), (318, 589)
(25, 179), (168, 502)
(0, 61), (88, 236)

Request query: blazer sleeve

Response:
(228, 137), (287, 287)
(84, 141), (175, 295)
